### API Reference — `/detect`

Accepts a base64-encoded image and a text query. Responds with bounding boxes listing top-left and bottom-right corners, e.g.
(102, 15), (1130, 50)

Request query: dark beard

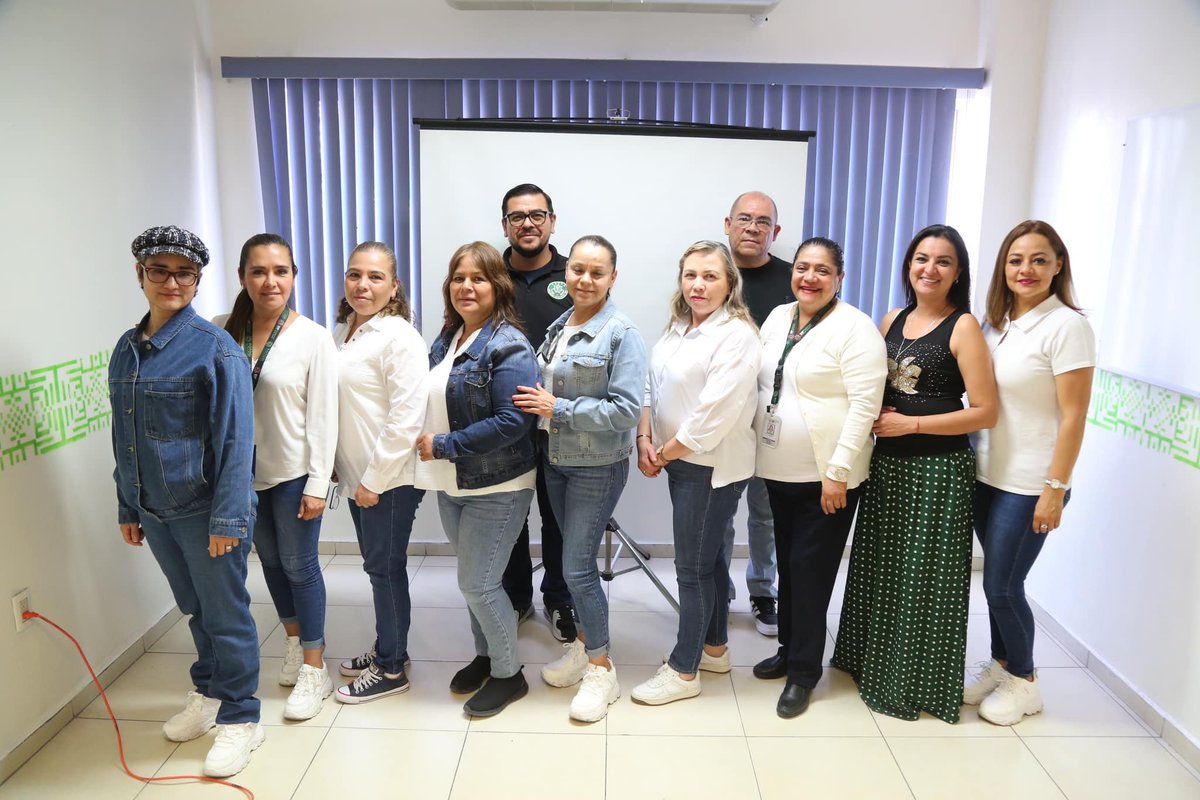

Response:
(511, 240), (548, 260)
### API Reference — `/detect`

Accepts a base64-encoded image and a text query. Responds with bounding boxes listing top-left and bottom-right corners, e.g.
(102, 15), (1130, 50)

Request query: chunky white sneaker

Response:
(570, 663), (620, 722)
(699, 649), (731, 674)
(162, 691), (220, 742)
(632, 663), (701, 705)
(963, 658), (1006, 705)
(203, 722), (265, 777)
(541, 639), (589, 688)
(979, 672), (1044, 726)
(279, 636), (303, 686)
(284, 664), (334, 720)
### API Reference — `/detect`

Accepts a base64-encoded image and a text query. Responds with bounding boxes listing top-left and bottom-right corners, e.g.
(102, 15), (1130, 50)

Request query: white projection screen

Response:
(415, 119), (810, 545)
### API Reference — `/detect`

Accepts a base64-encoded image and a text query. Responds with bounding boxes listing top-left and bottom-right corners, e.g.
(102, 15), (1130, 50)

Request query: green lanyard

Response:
(768, 300), (836, 411)
(244, 306), (290, 390)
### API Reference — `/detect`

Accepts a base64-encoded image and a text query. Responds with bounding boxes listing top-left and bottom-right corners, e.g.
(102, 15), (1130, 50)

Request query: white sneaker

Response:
(284, 664), (333, 720)
(632, 663), (701, 705)
(541, 639), (589, 688)
(203, 722), (265, 777)
(963, 658), (1006, 705)
(699, 648), (731, 674)
(162, 691), (220, 742)
(279, 636), (303, 686)
(979, 672), (1043, 726)
(570, 663), (620, 722)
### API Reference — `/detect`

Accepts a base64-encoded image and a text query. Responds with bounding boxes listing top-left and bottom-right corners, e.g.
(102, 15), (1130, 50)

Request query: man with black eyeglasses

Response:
(723, 190), (792, 638)
(498, 183), (576, 642)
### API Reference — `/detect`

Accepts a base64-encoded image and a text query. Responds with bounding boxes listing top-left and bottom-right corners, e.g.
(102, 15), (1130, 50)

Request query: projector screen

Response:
(415, 119), (810, 545)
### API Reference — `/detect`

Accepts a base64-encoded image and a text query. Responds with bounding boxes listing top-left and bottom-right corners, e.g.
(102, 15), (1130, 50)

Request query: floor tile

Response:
(749, 736), (912, 799)
(606, 665), (744, 737)
(606, 558), (679, 614)
(331, 660), (469, 732)
(870, 705), (1018, 738)
(148, 603), (279, 654)
(887, 737), (1064, 800)
(607, 610), (683, 666)
(261, 604), (377, 661)
(725, 613), (788, 667)
(79, 653), (197, 722)
(421, 555), (458, 568)
(320, 564), (374, 606)
(408, 565), (469, 608)
(1023, 737), (1200, 799)
(291, 728), (463, 799)
(1012, 667), (1152, 737)
(451, 731), (605, 799)
(732, 665), (880, 737)
(467, 666), (607, 735)
(407, 606), (487, 662)
(606, 735), (759, 800)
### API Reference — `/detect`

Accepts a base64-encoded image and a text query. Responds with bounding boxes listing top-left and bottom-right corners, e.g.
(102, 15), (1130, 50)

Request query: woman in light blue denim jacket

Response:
(416, 241), (540, 718)
(513, 235), (647, 723)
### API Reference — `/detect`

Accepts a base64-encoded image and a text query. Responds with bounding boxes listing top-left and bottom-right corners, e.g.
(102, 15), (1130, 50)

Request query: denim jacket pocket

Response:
(144, 387), (198, 441)
(567, 354), (608, 393)
(463, 368), (492, 410)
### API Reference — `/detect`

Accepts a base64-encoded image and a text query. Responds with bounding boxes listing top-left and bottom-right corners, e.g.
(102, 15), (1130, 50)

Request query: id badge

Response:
(760, 413), (782, 448)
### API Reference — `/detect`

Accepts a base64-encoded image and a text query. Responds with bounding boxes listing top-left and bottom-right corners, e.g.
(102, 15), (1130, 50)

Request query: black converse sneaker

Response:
(335, 663), (410, 704)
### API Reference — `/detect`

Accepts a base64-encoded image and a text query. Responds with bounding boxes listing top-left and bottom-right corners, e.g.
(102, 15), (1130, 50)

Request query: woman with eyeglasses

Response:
(216, 233), (338, 721)
(331, 242), (430, 705)
(109, 226), (262, 778)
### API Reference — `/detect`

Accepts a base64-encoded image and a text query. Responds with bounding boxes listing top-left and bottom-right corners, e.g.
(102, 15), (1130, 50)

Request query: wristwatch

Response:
(825, 465), (850, 482)
(1044, 478), (1070, 490)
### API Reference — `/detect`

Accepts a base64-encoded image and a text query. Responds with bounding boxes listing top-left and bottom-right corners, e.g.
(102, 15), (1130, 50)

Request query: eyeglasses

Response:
(734, 214), (775, 230)
(504, 210), (551, 226)
(141, 265), (200, 286)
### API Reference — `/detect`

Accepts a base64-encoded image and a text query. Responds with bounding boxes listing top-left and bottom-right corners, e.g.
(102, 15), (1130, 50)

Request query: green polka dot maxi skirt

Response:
(830, 448), (975, 723)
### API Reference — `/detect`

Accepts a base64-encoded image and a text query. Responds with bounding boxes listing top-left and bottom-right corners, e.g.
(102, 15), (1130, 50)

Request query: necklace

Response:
(894, 308), (949, 361)
(887, 308), (950, 395)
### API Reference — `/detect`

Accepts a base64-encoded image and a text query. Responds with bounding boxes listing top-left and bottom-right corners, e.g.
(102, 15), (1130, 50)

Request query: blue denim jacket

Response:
(109, 305), (256, 538)
(537, 300), (648, 467)
(429, 318), (539, 490)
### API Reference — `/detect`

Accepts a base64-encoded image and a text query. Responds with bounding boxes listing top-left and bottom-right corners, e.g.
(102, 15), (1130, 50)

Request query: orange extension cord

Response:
(23, 610), (255, 799)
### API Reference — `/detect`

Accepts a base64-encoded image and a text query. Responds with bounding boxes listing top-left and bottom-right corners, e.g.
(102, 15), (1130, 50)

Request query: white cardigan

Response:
(754, 301), (887, 489)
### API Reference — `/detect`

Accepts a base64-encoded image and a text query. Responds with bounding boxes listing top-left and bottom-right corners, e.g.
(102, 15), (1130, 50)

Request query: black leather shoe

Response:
(464, 669), (529, 717)
(753, 654), (787, 680)
(777, 683), (811, 718)
(450, 656), (491, 694)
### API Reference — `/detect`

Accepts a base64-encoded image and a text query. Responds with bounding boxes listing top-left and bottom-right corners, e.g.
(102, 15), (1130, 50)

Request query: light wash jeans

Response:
(254, 475), (326, 650)
(723, 476), (778, 600)
(438, 489), (535, 679)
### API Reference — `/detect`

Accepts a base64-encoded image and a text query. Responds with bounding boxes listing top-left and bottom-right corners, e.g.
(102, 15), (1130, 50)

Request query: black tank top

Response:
(874, 305), (971, 457)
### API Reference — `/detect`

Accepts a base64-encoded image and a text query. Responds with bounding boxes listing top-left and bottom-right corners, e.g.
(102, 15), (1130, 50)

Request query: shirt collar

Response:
(670, 304), (732, 337)
(135, 304), (197, 349)
(1006, 294), (1065, 333)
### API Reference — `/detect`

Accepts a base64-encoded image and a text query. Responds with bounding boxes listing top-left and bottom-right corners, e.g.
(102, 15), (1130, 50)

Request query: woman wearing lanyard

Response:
(217, 233), (338, 720)
(513, 235), (647, 722)
(416, 241), (540, 718)
(332, 241), (430, 704)
(749, 238), (887, 717)
(632, 240), (760, 706)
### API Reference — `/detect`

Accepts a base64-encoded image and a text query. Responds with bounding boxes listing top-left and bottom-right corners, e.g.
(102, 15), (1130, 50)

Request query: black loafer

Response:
(464, 669), (529, 717)
(753, 653), (788, 680)
(450, 656), (491, 694)
(777, 683), (811, 718)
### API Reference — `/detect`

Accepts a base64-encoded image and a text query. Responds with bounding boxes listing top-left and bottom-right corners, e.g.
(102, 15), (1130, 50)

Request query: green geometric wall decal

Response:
(1087, 369), (1200, 470)
(0, 351), (112, 472)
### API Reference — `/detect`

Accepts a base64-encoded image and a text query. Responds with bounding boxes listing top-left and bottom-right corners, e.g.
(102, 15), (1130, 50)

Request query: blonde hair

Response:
(665, 240), (755, 331)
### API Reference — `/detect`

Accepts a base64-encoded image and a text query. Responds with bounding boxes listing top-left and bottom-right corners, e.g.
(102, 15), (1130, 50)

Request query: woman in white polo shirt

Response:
(632, 240), (760, 706)
(219, 233), (338, 721)
(966, 220), (1095, 725)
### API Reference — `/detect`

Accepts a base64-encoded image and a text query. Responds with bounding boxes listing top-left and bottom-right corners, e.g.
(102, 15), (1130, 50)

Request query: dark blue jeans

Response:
(348, 485), (424, 674)
(502, 459), (571, 608)
(254, 475), (326, 650)
(543, 457), (630, 657)
(141, 511), (260, 724)
(973, 481), (1070, 677)
(666, 460), (747, 674)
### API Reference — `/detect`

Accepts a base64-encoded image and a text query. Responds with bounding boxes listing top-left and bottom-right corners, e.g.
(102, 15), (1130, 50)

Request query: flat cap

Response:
(131, 225), (210, 267)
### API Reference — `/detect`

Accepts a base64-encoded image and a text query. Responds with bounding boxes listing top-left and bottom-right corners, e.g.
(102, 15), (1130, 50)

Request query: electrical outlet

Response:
(12, 589), (32, 632)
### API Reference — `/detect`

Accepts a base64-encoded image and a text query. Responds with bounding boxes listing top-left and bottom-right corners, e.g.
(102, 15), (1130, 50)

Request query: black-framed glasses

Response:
(504, 210), (551, 226)
(734, 214), (775, 230)
(140, 264), (200, 286)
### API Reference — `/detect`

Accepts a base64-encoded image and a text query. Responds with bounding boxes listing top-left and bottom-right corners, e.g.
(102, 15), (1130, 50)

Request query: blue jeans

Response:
(723, 475), (777, 599)
(543, 457), (630, 657)
(141, 511), (260, 724)
(666, 460), (747, 674)
(254, 475), (326, 650)
(973, 482), (1070, 677)
(348, 485), (424, 674)
(438, 489), (534, 679)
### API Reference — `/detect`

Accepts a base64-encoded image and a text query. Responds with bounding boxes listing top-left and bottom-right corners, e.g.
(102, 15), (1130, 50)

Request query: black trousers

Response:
(502, 457), (571, 608)
(765, 479), (863, 687)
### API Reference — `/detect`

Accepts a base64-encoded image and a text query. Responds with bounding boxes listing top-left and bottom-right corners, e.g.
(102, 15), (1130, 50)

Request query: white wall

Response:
(0, 0), (223, 761)
(1024, 0), (1200, 751)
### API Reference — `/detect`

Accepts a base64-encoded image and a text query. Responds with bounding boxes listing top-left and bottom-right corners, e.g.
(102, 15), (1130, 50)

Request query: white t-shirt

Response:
(414, 327), (536, 497)
(538, 322), (584, 432)
(976, 295), (1096, 495)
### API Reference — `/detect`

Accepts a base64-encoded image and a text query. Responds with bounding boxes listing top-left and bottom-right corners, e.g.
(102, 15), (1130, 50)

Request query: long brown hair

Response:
(985, 220), (1082, 328)
(336, 241), (413, 324)
(224, 233), (296, 340)
(666, 240), (755, 330)
(440, 241), (523, 336)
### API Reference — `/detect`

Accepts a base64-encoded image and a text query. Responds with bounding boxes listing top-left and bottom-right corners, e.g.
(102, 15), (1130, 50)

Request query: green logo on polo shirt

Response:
(547, 280), (568, 300)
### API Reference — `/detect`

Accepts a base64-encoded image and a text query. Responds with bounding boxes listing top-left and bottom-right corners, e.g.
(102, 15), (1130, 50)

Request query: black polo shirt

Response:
(739, 253), (794, 327)
(505, 244), (571, 349)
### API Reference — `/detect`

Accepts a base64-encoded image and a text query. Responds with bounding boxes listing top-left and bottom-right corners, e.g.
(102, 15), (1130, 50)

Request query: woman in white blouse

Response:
(330, 241), (430, 705)
(966, 220), (1094, 725)
(632, 240), (760, 706)
(748, 237), (887, 718)
(219, 233), (338, 721)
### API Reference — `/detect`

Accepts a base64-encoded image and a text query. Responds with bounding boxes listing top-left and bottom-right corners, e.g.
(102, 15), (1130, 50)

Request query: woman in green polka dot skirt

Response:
(830, 225), (998, 723)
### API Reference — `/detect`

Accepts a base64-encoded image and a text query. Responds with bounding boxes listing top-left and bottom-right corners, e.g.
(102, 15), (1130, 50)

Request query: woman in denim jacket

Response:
(416, 241), (540, 717)
(513, 235), (647, 722)
(108, 226), (261, 778)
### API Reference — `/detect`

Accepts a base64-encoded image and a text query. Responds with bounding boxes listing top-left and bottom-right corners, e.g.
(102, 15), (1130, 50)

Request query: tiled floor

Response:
(3, 555), (1198, 799)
